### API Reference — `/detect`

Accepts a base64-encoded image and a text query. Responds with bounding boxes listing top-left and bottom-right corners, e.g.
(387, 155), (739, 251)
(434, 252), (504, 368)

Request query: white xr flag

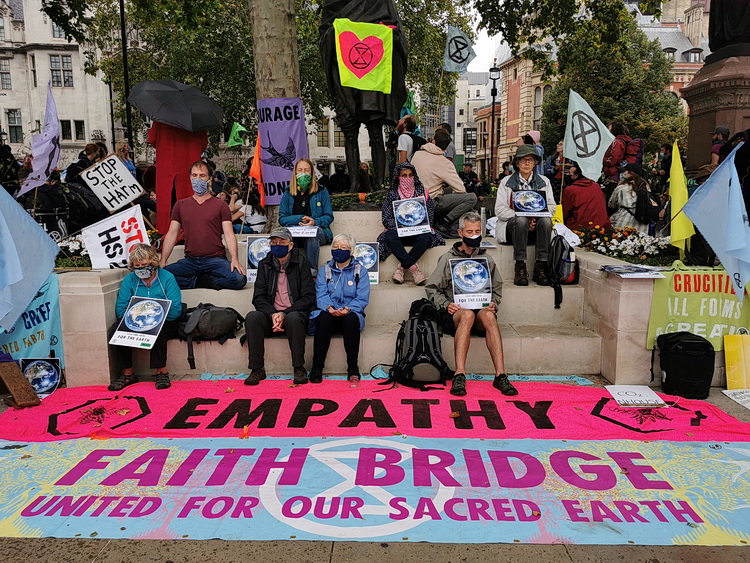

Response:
(17, 82), (61, 198)
(563, 89), (614, 182)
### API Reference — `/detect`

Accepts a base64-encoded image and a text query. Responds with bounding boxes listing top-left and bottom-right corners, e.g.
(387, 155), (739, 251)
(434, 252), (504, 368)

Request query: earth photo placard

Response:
(19, 357), (61, 396)
(450, 258), (491, 309)
(108, 296), (172, 350)
(354, 242), (379, 284)
(245, 235), (271, 283)
(393, 196), (430, 236)
(512, 190), (551, 217)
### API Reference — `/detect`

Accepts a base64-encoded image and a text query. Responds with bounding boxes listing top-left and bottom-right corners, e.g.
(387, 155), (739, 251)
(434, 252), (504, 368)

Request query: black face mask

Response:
(462, 235), (482, 248)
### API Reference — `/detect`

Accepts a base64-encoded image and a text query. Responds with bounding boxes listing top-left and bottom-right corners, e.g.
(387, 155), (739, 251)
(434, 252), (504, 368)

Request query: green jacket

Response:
(425, 242), (503, 311)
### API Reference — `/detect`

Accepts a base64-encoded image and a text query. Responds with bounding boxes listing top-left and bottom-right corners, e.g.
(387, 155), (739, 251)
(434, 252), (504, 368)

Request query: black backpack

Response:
(547, 234), (579, 309)
(630, 190), (661, 224)
(178, 303), (244, 369)
(408, 132), (429, 154)
(651, 331), (715, 399)
(377, 299), (453, 391)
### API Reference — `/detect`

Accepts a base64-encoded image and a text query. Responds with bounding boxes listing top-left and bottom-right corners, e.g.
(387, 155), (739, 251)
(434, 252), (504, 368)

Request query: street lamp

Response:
(489, 64), (501, 184)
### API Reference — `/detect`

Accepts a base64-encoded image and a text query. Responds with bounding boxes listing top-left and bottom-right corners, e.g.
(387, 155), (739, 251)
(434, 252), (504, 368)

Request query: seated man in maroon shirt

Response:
(160, 161), (247, 290)
(561, 161), (611, 232)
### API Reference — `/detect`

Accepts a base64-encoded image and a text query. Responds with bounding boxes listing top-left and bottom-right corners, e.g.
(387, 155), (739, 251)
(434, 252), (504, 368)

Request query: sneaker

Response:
(532, 261), (550, 286)
(514, 262), (529, 286)
(347, 366), (360, 382)
(309, 366), (323, 384)
(450, 373), (467, 396)
(493, 374), (518, 396)
(244, 368), (266, 386)
(392, 266), (405, 284)
(408, 264), (426, 285)
(293, 367), (308, 385)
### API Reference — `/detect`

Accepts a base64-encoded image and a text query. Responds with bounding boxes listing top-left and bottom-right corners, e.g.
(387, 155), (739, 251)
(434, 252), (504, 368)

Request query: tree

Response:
(539, 13), (686, 154)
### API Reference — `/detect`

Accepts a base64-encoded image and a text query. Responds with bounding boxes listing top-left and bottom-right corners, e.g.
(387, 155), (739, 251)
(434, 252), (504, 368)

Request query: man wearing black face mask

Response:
(425, 212), (516, 397)
(244, 227), (316, 386)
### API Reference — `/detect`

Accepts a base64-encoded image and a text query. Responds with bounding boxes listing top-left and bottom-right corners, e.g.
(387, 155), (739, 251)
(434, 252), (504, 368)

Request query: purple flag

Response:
(17, 83), (61, 198)
(256, 97), (309, 206)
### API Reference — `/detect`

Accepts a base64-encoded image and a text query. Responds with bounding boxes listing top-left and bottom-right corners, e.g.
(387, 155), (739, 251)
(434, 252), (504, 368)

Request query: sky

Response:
(467, 28), (504, 72)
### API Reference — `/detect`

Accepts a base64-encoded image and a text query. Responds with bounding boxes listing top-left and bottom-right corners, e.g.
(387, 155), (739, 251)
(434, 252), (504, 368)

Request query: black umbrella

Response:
(127, 79), (223, 132)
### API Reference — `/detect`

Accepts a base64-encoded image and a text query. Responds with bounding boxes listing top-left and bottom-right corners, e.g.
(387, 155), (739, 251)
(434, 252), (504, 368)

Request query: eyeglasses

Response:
(269, 240), (290, 246)
(518, 157), (536, 164)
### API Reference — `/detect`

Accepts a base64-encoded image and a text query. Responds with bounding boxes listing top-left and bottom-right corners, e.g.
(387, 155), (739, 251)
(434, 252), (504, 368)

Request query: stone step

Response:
(133, 322), (601, 376)
(180, 281), (583, 325)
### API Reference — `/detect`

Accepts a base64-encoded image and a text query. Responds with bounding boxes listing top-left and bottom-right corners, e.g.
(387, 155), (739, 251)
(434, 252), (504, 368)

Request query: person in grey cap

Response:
(711, 126), (730, 165)
(494, 144), (556, 286)
(244, 226), (316, 385)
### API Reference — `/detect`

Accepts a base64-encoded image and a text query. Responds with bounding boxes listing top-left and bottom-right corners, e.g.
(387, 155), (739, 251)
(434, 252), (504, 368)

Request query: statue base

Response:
(681, 56), (750, 170)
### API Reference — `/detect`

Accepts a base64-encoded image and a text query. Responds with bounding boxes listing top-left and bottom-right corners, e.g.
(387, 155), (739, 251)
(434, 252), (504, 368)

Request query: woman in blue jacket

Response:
(308, 233), (370, 383)
(108, 244), (183, 391)
(279, 158), (334, 276)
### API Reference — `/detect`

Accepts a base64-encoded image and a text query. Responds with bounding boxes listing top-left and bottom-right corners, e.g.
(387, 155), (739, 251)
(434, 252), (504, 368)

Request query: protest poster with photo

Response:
(19, 357), (61, 396)
(354, 242), (379, 284)
(288, 226), (318, 238)
(109, 296), (172, 350)
(81, 206), (148, 269)
(245, 235), (271, 283)
(81, 155), (144, 212)
(393, 196), (430, 237)
(512, 190), (551, 217)
(450, 258), (492, 309)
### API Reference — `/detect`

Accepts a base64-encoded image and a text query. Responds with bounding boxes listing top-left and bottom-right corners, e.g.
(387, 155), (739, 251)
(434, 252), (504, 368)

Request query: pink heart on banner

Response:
(338, 31), (384, 79)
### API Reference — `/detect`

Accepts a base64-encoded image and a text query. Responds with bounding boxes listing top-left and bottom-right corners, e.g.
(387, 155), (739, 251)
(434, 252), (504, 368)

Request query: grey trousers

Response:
(506, 216), (552, 262)
(434, 192), (477, 223)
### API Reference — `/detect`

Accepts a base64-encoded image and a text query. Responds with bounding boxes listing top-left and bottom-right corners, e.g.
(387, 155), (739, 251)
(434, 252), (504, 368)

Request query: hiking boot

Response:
(409, 264), (426, 285)
(532, 261), (550, 286)
(450, 373), (467, 396)
(493, 374), (518, 396)
(309, 366), (323, 384)
(392, 266), (405, 284)
(244, 368), (266, 386)
(293, 367), (308, 385)
(514, 262), (529, 286)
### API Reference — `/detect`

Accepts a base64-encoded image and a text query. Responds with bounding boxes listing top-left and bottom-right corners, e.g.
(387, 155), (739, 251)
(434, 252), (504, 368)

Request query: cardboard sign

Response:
(81, 206), (148, 269)
(513, 190), (551, 217)
(393, 196), (430, 237)
(450, 258), (491, 310)
(81, 154), (143, 212)
(354, 242), (379, 284)
(109, 296), (172, 350)
(605, 385), (667, 408)
(288, 226), (318, 238)
(245, 235), (271, 283)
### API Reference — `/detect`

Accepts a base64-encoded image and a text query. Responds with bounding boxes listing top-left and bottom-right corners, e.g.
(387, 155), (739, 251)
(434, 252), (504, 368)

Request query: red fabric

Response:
(171, 196), (230, 258)
(1, 381), (749, 442)
(250, 135), (265, 207)
(562, 177), (611, 231)
(602, 135), (631, 180)
(147, 122), (208, 233)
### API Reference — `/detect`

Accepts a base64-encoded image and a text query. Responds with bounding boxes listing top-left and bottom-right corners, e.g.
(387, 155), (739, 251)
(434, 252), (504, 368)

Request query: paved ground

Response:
(1, 378), (748, 563)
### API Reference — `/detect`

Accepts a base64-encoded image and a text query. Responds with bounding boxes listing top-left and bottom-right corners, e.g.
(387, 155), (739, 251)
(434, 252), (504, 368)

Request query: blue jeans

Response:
(165, 256), (247, 290)
(295, 227), (332, 274)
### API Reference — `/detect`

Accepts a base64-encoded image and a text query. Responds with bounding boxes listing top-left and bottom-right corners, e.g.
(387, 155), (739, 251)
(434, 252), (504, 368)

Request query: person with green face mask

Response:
(279, 158), (335, 276)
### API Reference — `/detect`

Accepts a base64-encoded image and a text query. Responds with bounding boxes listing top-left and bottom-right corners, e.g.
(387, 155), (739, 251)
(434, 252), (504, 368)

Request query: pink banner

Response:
(1, 381), (749, 443)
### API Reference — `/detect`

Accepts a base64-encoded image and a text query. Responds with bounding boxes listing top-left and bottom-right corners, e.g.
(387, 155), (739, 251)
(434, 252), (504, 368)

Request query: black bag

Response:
(177, 303), (244, 369)
(631, 190), (661, 224)
(652, 331), (714, 399)
(547, 234), (579, 309)
(378, 299), (453, 391)
(408, 132), (429, 154)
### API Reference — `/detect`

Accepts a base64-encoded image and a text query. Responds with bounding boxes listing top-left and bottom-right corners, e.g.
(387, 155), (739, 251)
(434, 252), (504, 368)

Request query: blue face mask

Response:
(331, 249), (351, 263)
(269, 244), (290, 259)
(191, 177), (209, 195)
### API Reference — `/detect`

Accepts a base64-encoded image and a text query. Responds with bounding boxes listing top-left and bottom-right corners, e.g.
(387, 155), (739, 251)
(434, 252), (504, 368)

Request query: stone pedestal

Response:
(681, 56), (750, 170)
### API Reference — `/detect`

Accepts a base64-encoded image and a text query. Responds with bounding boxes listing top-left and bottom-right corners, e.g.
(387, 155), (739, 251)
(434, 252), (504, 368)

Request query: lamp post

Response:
(119, 0), (133, 147)
(489, 64), (501, 184)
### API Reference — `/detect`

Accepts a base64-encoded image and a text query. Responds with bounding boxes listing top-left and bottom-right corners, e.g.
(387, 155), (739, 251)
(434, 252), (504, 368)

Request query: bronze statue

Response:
(708, 0), (750, 57)
(319, 0), (408, 193)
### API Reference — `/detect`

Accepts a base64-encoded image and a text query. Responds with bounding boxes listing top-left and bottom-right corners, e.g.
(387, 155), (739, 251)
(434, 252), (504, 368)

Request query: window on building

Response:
(52, 23), (66, 39)
(687, 50), (702, 63)
(50, 55), (74, 87)
(333, 119), (345, 148)
(7, 109), (22, 143)
(30, 55), (37, 87)
(0, 16), (5, 41)
(513, 68), (517, 80)
(664, 48), (676, 60)
(60, 120), (72, 140)
(316, 117), (329, 148)
(0, 59), (10, 90)
(459, 108), (464, 116)
(533, 86), (543, 130)
(543, 85), (552, 97)
(463, 128), (477, 154)
(476, 89), (480, 97)
(74, 120), (85, 140)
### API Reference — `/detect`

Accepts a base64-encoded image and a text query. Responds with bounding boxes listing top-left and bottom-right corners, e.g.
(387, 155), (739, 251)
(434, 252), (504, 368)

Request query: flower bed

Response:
(573, 224), (678, 266)
(55, 235), (91, 269)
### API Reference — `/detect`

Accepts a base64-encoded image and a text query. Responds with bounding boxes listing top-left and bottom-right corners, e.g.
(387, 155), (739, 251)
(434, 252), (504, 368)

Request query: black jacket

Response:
(252, 248), (316, 316)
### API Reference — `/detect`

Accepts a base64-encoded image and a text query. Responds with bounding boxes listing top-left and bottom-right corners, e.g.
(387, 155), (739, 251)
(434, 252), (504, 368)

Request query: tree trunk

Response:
(247, 0), (301, 229)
